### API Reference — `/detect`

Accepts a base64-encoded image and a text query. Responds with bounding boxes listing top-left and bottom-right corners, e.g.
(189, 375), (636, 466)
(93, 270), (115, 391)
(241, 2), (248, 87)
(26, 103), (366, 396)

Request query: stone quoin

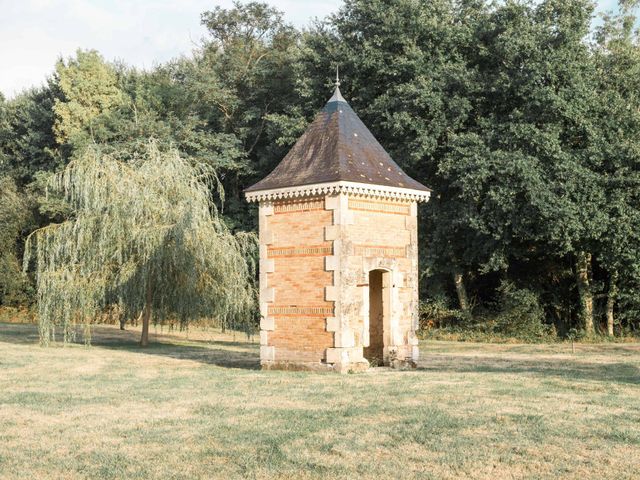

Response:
(245, 76), (431, 372)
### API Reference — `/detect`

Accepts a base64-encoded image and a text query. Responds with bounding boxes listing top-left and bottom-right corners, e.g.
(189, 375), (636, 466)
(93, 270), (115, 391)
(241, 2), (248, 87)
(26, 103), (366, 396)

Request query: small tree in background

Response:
(53, 49), (125, 148)
(0, 177), (32, 306)
(24, 141), (257, 346)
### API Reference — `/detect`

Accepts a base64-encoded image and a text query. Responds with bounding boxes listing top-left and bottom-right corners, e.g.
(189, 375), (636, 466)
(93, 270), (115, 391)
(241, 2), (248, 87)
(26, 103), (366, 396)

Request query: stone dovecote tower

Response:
(245, 80), (431, 372)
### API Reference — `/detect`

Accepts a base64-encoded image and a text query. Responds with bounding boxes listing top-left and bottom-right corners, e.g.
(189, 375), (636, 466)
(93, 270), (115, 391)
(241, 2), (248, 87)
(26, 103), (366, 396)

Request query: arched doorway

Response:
(364, 269), (391, 365)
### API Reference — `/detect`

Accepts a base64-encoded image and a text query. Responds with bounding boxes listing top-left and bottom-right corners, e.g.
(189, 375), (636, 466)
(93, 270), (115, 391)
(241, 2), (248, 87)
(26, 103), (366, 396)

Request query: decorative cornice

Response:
(245, 181), (431, 203)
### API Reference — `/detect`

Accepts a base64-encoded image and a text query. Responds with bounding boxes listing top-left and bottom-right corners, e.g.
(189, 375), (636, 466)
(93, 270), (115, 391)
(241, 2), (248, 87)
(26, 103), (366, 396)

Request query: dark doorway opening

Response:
(364, 269), (390, 365)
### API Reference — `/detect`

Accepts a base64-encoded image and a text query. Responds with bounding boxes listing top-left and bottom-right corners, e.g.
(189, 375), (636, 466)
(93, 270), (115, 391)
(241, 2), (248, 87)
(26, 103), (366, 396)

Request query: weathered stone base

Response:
(390, 359), (417, 370)
(261, 360), (371, 373)
(261, 361), (335, 372)
(335, 360), (370, 374)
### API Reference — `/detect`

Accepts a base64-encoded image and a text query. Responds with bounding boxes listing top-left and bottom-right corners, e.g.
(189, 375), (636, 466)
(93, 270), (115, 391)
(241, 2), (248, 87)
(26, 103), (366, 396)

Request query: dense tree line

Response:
(1, 0), (639, 339)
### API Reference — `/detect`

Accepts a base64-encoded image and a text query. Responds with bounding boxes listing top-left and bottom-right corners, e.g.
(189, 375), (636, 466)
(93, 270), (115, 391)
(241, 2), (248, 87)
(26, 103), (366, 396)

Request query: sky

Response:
(0, 0), (621, 99)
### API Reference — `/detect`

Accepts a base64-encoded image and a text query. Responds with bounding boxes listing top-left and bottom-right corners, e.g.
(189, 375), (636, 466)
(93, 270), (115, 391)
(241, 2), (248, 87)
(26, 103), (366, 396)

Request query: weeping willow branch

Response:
(24, 141), (257, 346)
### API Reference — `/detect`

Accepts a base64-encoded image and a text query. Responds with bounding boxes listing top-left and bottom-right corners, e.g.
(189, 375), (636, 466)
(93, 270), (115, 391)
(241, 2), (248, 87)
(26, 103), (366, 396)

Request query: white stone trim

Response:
(260, 346), (275, 361)
(361, 284), (370, 347)
(325, 255), (339, 271)
(261, 287), (275, 303)
(258, 203), (275, 364)
(328, 193), (344, 364)
(260, 317), (275, 331)
(334, 329), (355, 348)
(325, 285), (339, 302)
(324, 225), (340, 241)
(325, 348), (342, 364)
(245, 181), (431, 203)
(326, 317), (339, 332)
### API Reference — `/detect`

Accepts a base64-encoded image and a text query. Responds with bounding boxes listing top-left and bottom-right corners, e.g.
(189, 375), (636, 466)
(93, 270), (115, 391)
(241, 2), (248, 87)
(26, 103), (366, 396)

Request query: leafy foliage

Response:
(0, 85), (60, 184)
(1, 0), (639, 340)
(0, 177), (32, 306)
(492, 282), (550, 340)
(297, 0), (640, 337)
(53, 49), (125, 148)
(24, 143), (257, 345)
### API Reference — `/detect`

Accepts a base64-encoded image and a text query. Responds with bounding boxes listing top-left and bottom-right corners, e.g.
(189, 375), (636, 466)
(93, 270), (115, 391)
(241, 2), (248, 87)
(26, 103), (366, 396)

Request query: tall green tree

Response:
(0, 85), (63, 308)
(444, 0), (605, 334)
(300, 0), (613, 335)
(194, 1), (302, 228)
(592, 0), (640, 335)
(24, 142), (257, 346)
(53, 49), (125, 150)
(0, 85), (60, 185)
(0, 94), (8, 169)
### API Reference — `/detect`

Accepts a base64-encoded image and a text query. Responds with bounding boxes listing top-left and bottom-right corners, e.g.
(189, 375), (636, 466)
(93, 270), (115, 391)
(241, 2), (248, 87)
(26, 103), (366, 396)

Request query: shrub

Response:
(493, 281), (552, 340)
(419, 282), (555, 343)
(419, 295), (467, 331)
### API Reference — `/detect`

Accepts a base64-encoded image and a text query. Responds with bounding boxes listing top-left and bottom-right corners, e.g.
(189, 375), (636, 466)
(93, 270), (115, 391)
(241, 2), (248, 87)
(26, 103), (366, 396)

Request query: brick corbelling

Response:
(348, 198), (411, 215)
(273, 197), (324, 214)
(245, 181), (431, 203)
(268, 305), (335, 316)
(268, 244), (332, 258)
(353, 244), (406, 258)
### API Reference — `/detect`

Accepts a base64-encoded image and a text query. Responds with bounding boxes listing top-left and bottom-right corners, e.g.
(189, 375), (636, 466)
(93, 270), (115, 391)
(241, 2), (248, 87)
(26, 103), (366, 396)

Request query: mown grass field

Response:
(0, 322), (638, 480)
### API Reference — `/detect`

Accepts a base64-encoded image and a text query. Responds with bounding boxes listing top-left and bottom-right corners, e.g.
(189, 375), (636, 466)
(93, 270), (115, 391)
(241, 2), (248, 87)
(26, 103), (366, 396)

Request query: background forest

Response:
(1, 0), (639, 341)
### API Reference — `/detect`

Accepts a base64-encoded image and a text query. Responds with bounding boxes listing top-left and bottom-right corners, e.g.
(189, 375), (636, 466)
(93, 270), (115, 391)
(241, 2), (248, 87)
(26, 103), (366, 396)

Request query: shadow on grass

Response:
(2, 322), (638, 380)
(0, 322), (260, 370)
(104, 341), (261, 370)
(416, 354), (640, 386)
(0, 322), (40, 345)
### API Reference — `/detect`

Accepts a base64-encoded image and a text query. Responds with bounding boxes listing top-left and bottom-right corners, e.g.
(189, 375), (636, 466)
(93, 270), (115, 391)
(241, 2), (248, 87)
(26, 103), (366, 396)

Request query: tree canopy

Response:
(1, 0), (639, 342)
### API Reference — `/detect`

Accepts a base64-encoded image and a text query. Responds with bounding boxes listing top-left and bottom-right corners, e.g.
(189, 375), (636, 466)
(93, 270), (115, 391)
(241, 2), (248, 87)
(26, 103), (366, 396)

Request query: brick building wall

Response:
(259, 192), (419, 371)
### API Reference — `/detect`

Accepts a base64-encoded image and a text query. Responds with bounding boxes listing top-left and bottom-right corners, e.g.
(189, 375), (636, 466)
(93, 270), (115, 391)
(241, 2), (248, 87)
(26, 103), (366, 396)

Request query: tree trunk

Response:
(606, 270), (618, 337)
(453, 268), (470, 315)
(575, 251), (594, 336)
(140, 281), (153, 347)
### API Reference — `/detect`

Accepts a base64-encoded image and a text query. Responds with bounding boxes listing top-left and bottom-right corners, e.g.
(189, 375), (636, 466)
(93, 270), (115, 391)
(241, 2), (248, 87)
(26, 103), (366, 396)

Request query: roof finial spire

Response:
(328, 64), (346, 103)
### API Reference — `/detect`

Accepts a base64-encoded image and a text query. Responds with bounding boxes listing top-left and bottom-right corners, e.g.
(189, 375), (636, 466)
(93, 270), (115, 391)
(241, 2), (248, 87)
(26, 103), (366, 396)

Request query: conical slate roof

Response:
(245, 87), (430, 194)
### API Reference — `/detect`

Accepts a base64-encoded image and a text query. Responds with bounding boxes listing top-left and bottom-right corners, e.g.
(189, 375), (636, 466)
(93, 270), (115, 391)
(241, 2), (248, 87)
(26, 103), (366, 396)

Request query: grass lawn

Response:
(0, 322), (638, 480)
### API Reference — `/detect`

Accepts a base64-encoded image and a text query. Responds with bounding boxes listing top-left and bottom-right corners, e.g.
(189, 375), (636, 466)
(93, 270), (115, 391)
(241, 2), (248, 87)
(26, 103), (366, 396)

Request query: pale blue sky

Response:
(0, 0), (621, 99)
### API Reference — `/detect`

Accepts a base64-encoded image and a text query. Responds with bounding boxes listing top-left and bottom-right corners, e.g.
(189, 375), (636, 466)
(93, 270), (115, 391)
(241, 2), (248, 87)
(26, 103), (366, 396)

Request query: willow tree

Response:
(24, 141), (257, 346)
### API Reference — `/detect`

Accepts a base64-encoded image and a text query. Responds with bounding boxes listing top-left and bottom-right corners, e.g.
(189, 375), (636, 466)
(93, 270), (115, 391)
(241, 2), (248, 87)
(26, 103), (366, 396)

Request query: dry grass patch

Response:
(0, 323), (639, 479)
